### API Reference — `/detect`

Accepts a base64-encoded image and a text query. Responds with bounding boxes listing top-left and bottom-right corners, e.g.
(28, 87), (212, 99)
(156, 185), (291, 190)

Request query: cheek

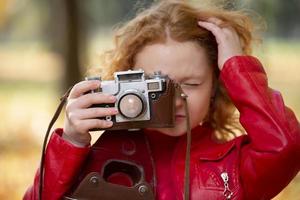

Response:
(186, 89), (212, 121)
(189, 94), (210, 112)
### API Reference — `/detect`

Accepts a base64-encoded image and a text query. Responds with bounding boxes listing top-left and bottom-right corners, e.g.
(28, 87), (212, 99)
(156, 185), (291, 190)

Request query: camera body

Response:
(87, 69), (176, 130)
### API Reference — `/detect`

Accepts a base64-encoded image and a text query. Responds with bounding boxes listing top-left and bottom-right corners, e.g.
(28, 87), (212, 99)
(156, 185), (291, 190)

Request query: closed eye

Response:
(182, 83), (201, 87)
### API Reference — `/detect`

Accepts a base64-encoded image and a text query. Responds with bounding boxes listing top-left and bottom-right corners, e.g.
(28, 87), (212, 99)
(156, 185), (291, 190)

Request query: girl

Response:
(24, 0), (300, 199)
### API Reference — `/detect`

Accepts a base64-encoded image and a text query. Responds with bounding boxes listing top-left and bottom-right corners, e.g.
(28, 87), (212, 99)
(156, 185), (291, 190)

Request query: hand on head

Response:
(198, 18), (244, 70)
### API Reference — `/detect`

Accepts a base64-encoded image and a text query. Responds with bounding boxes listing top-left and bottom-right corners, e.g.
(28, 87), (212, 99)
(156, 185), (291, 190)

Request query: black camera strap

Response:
(183, 98), (191, 200)
(175, 84), (191, 200)
(39, 87), (73, 200)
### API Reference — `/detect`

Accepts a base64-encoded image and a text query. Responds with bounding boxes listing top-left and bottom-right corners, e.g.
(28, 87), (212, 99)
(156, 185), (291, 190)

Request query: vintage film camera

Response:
(86, 69), (176, 130)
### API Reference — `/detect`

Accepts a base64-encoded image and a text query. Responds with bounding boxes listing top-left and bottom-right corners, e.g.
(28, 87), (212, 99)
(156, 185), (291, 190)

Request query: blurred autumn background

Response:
(0, 0), (299, 199)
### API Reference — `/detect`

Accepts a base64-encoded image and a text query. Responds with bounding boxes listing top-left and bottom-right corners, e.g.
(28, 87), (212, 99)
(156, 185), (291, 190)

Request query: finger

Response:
(222, 26), (238, 37)
(69, 80), (101, 99)
(207, 17), (223, 26)
(207, 18), (237, 35)
(71, 93), (117, 109)
(74, 107), (118, 120)
(198, 21), (223, 42)
(77, 119), (113, 132)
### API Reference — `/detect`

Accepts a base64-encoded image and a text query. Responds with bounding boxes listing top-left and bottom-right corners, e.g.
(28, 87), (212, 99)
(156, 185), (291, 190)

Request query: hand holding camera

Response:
(63, 69), (176, 147)
(63, 80), (119, 147)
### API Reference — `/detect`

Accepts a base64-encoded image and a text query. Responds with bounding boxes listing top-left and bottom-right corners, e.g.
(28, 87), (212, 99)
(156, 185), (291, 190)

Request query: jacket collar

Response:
(187, 125), (248, 161)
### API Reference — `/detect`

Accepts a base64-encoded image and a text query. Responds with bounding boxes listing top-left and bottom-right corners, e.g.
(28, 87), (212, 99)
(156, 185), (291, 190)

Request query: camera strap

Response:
(175, 84), (192, 200)
(39, 86), (73, 200)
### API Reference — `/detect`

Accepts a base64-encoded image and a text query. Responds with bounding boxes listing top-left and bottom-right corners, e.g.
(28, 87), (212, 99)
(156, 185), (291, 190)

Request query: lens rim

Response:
(117, 92), (145, 119)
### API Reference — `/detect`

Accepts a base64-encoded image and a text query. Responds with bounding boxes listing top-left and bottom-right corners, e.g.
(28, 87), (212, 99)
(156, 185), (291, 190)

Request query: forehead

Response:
(133, 39), (211, 80)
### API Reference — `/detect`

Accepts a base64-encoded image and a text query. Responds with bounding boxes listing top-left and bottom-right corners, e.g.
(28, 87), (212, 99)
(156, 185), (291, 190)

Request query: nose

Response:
(175, 96), (184, 108)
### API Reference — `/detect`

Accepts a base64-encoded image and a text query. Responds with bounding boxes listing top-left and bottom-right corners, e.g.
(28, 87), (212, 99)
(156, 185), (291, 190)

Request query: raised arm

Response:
(220, 56), (300, 199)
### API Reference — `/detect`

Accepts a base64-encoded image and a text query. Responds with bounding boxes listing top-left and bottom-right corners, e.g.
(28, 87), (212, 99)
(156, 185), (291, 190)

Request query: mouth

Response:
(175, 114), (186, 122)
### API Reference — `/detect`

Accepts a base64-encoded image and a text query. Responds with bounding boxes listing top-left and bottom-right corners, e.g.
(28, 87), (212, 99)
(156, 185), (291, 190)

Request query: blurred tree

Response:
(48, 0), (154, 92)
(247, 0), (279, 37)
(210, 0), (240, 10)
(246, 0), (300, 39)
(274, 0), (300, 38)
(82, 0), (153, 32)
(49, 0), (85, 92)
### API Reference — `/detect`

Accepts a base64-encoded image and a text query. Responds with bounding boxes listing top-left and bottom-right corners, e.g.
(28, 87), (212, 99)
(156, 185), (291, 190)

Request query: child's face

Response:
(133, 38), (214, 137)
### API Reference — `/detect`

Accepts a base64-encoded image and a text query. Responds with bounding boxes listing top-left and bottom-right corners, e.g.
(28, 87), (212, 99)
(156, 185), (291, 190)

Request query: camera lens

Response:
(118, 94), (144, 119)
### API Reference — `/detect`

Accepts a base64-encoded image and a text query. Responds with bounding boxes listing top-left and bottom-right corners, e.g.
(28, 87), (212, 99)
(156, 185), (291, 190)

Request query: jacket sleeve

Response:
(220, 56), (300, 199)
(23, 128), (90, 200)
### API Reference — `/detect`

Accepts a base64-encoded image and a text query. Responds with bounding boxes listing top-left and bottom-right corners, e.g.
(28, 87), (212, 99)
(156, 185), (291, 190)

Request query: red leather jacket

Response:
(24, 56), (300, 200)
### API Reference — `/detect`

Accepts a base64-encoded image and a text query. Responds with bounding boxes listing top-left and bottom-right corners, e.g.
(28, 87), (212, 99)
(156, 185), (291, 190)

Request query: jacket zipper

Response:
(220, 172), (233, 199)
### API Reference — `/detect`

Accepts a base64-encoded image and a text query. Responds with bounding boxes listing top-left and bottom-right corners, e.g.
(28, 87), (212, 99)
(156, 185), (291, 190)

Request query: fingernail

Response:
(109, 96), (116, 101)
(92, 80), (101, 87)
(106, 121), (113, 127)
(112, 108), (118, 114)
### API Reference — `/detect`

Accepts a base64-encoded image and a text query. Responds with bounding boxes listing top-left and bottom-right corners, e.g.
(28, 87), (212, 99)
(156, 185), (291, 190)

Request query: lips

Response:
(175, 114), (186, 122)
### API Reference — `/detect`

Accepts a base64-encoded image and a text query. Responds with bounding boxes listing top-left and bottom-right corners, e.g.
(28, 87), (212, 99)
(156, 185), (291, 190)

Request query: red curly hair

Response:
(100, 0), (257, 139)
